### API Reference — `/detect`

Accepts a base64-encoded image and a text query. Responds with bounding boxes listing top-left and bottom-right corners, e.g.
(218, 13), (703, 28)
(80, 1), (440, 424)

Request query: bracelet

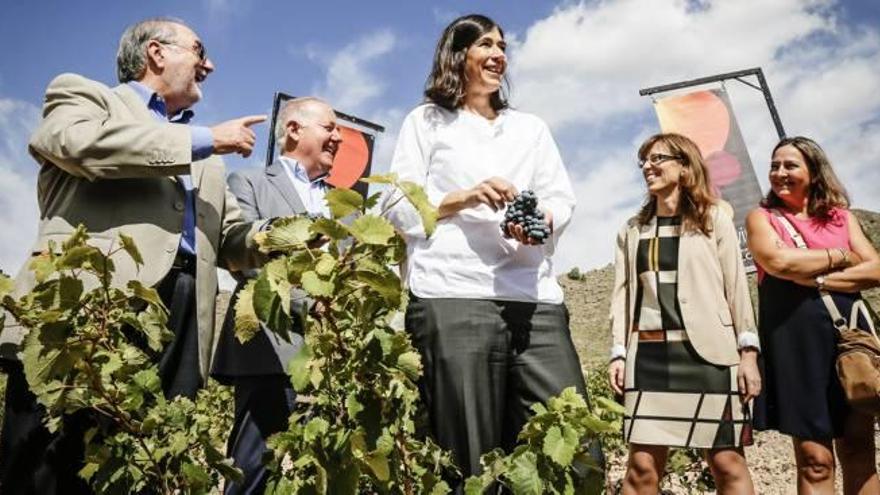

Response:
(816, 274), (826, 290)
(837, 248), (849, 267)
(825, 248), (833, 270)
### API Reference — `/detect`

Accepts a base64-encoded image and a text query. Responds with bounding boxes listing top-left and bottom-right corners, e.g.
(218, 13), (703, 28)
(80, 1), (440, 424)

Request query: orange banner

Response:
(654, 88), (762, 269)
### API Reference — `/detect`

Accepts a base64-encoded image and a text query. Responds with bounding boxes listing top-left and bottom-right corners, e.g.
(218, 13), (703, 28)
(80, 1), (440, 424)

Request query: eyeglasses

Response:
(157, 40), (207, 63)
(637, 153), (682, 168)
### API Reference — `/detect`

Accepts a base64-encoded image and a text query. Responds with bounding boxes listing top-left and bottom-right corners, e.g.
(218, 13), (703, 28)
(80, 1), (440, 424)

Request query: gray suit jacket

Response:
(2, 73), (264, 380)
(211, 159), (310, 380)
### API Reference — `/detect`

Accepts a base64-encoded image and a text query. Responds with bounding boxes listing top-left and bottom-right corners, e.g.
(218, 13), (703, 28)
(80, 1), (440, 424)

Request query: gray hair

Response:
(275, 97), (330, 151)
(116, 17), (188, 83)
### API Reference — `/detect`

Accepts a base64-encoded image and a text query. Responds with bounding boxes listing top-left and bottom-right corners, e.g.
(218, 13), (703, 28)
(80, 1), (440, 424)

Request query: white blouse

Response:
(382, 104), (576, 303)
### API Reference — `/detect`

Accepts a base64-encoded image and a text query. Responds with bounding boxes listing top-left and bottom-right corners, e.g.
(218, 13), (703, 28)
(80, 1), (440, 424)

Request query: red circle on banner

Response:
(659, 91), (730, 155)
(706, 149), (742, 194)
(327, 126), (369, 189)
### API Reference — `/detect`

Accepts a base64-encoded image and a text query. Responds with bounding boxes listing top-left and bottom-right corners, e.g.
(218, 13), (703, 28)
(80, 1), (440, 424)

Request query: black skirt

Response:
(753, 273), (871, 440)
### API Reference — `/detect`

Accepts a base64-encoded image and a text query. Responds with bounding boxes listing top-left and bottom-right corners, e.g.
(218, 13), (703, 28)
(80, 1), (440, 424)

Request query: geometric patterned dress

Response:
(622, 216), (753, 448)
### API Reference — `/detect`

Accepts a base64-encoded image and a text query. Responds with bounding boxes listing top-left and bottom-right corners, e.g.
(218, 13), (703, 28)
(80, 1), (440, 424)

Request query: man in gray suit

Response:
(0, 17), (270, 494)
(212, 97), (342, 494)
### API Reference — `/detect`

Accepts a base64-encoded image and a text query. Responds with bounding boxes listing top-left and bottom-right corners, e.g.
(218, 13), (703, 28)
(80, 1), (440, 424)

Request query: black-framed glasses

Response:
(157, 40), (207, 63)
(637, 153), (682, 168)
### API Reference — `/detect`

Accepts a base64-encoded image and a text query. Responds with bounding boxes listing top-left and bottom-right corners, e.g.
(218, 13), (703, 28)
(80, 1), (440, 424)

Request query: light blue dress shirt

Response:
(127, 81), (213, 256)
(278, 156), (330, 217)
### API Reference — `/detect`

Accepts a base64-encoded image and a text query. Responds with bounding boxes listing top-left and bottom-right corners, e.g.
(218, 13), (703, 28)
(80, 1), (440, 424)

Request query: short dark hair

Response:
(424, 14), (509, 111)
(761, 136), (849, 220)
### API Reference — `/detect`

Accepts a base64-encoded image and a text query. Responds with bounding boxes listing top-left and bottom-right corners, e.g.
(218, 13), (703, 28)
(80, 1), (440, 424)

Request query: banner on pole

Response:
(653, 88), (763, 270)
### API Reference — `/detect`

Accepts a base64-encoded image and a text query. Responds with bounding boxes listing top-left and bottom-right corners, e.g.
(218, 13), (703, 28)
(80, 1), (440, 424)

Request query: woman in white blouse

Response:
(383, 14), (592, 482)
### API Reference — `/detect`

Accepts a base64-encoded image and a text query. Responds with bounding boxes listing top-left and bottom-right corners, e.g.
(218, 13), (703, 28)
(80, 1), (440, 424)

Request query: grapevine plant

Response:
(0, 176), (624, 494)
(234, 175), (622, 495)
(0, 227), (238, 494)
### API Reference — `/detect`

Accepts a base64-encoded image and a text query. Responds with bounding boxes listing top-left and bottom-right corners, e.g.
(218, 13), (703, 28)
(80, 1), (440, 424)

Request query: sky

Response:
(2, 0), (880, 284)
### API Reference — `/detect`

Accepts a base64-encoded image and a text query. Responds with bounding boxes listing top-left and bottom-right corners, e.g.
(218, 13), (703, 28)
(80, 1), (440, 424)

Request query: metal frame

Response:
(638, 67), (785, 139)
(265, 91), (386, 168)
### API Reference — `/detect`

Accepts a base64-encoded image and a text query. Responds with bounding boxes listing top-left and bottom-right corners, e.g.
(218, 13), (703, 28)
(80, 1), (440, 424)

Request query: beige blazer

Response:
(0, 73), (264, 379)
(609, 203), (756, 366)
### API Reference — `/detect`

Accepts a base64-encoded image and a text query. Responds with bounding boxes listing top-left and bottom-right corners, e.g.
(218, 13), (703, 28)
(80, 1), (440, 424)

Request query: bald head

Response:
(276, 97), (342, 179)
(275, 97), (332, 151)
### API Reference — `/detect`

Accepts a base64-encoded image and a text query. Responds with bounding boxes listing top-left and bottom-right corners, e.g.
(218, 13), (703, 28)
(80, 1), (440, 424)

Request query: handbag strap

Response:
(770, 209), (850, 334)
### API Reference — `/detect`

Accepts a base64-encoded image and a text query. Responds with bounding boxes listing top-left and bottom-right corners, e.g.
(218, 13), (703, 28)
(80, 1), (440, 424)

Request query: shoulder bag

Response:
(772, 210), (880, 414)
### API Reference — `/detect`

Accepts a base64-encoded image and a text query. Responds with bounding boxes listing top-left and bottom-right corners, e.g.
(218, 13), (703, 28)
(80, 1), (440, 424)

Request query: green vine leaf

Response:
(398, 180), (438, 236)
(325, 188), (364, 219)
(311, 217), (350, 241)
(288, 343), (313, 392)
(543, 425), (578, 467)
(254, 216), (314, 253)
(301, 271), (334, 297)
(118, 232), (144, 266)
(347, 215), (395, 246)
(234, 280), (261, 343)
(505, 451), (542, 495)
(359, 173), (396, 185)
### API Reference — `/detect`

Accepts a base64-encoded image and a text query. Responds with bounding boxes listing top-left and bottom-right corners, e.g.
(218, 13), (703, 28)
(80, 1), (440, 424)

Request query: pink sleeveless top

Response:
(756, 207), (851, 282)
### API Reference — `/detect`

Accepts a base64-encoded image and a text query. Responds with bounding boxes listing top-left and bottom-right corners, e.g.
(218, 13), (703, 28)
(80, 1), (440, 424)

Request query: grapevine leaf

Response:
(29, 253), (55, 284)
(301, 271), (334, 297)
(549, 387), (587, 411)
(364, 452), (390, 481)
(303, 417), (330, 443)
(398, 180), (438, 236)
(254, 216), (314, 253)
(464, 477), (488, 495)
(325, 188), (364, 219)
(234, 280), (261, 343)
(354, 265), (400, 306)
(347, 215), (395, 246)
(396, 351), (422, 380)
(0, 273), (15, 298)
(346, 392), (364, 418)
(61, 225), (89, 250)
(253, 259), (292, 338)
(118, 232), (144, 266)
(314, 253), (337, 277)
(543, 425), (578, 467)
(595, 396), (626, 415)
(504, 451), (543, 495)
(359, 173), (397, 184)
(311, 217), (350, 241)
(127, 280), (164, 309)
(288, 343), (313, 392)
(364, 191), (383, 210)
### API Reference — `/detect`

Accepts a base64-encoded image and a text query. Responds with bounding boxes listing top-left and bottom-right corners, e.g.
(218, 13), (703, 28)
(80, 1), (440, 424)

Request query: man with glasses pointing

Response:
(0, 17), (269, 493)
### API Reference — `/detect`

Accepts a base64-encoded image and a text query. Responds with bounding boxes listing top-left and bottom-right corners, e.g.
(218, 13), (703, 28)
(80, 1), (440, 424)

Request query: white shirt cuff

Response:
(737, 332), (761, 352)
(609, 344), (627, 361)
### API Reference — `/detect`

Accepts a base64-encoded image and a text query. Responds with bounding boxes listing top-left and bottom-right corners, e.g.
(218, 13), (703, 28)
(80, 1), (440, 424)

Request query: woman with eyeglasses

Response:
(746, 136), (880, 494)
(608, 133), (761, 494)
(381, 14), (593, 485)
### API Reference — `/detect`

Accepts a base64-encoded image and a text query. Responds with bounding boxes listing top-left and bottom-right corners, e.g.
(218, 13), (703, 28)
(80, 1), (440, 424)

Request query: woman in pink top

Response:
(746, 136), (880, 494)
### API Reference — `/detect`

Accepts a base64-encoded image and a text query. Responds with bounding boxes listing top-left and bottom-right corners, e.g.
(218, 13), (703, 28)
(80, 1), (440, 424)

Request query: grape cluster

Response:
(500, 190), (551, 244)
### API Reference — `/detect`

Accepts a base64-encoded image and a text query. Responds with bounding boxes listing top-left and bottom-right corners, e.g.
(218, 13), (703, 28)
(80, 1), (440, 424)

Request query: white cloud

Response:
(506, 0), (880, 271)
(0, 98), (41, 274)
(308, 30), (396, 113)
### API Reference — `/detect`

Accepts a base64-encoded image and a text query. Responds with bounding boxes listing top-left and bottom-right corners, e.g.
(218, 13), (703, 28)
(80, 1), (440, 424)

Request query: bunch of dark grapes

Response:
(500, 190), (551, 244)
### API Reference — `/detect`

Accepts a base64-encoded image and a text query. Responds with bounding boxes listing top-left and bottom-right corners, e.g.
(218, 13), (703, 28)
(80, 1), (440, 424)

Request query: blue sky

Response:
(2, 0), (880, 278)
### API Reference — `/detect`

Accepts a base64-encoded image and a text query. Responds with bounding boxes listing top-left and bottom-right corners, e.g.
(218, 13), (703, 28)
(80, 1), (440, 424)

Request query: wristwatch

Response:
(815, 275), (826, 290)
